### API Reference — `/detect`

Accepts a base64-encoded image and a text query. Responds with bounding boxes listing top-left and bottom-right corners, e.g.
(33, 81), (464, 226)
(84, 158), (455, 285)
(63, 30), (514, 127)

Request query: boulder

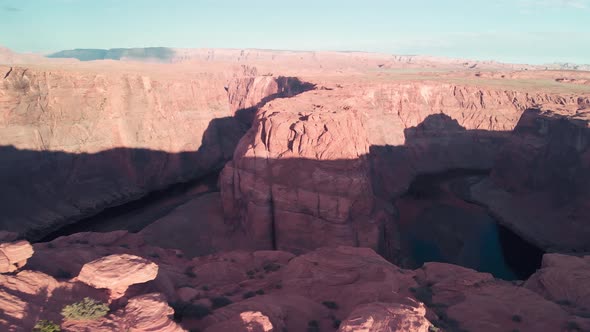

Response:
(77, 254), (158, 298)
(338, 301), (431, 332)
(0, 240), (33, 273)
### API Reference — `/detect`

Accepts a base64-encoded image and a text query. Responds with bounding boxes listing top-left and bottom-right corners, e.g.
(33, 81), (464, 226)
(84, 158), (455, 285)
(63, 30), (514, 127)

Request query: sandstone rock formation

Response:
(471, 109), (590, 252)
(220, 79), (590, 259)
(525, 254), (590, 315)
(0, 240), (33, 273)
(3, 232), (590, 332)
(117, 293), (185, 332)
(0, 63), (311, 241)
(77, 254), (158, 298)
(337, 301), (431, 332)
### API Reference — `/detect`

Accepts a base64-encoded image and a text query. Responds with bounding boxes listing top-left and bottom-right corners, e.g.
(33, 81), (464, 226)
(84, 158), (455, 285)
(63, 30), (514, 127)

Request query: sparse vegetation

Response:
(322, 301), (339, 310)
(170, 302), (211, 320)
(61, 297), (109, 321)
(556, 299), (573, 306)
(332, 319), (342, 329)
(428, 326), (441, 332)
(33, 320), (61, 332)
(255, 289), (265, 295)
(566, 321), (581, 331)
(263, 262), (281, 273)
(211, 296), (232, 309)
(409, 286), (433, 305)
(307, 320), (320, 332)
(511, 315), (522, 323)
(55, 268), (72, 279)
(184, 267), (197, 278)
(243, 291), (256, 299)
(201, 285), (210, 291)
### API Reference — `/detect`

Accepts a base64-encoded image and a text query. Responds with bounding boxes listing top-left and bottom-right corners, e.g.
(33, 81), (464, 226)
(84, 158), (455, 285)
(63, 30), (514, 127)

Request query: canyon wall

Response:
(220, 81), (589, 257)
(471, 109), (590, 252)
(0, 65), (289, 239)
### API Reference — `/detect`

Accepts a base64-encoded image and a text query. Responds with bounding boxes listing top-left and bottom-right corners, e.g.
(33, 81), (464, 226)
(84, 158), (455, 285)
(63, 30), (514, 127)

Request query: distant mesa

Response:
(46, 47), (176, 62)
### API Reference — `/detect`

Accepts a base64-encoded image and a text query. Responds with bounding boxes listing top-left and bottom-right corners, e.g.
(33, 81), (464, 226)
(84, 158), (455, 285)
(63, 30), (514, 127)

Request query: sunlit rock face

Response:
(220, 78), (587, 258)
(0, 64), (294, 239)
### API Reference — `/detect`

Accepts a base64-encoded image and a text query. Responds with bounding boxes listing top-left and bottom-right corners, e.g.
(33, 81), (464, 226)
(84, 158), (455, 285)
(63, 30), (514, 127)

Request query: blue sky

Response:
(0, 0), (588, 64)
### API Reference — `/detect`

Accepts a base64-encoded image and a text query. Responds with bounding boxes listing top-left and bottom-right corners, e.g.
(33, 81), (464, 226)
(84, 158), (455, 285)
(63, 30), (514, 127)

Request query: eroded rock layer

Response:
(0, 64), (303, 239)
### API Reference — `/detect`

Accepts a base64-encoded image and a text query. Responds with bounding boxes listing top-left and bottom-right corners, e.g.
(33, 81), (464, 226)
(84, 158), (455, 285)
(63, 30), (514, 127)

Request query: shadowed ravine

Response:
(5, 111), (565, 282)
(396, 170), (544, 280)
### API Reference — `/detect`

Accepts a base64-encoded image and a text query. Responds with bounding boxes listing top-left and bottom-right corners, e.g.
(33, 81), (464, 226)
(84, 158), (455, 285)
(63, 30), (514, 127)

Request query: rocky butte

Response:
(0, 46), (589, 331)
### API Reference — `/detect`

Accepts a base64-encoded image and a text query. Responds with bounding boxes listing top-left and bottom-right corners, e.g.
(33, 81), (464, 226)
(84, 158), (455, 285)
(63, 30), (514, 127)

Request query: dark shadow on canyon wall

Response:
(0, 76), (316, 242)
(0, 115), (244, 242)
(3, 109), (587, 280)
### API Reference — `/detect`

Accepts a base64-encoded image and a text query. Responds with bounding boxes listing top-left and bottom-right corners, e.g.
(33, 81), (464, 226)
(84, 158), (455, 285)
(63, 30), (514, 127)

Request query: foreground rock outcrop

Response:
(77, 254), (158, 299)
(0, 240), (33, 273)
(1, 232), (589, 331)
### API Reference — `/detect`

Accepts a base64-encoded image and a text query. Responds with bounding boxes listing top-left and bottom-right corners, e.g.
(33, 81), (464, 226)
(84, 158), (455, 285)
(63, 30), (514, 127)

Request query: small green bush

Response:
(61, 297), (109, 321)
(322, 301), (339, 310)
(55, 269), (72, 279)
(263, 262), (281, 273)
(211, 296), (232, 309)
(184, 267), (197, 278)
(332, 319), (342, 328)
(170, 302), (211, 320)
(566, 321), (581, 331)
(33, 320), (61, 332)
(307, 320), (320, 332)
(243, 291), (256, 299)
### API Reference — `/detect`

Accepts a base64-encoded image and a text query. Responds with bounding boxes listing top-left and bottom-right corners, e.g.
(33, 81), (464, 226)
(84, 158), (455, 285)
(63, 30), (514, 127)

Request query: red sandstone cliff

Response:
(220, 80), (589, 257)
(0, 64), (296, 239)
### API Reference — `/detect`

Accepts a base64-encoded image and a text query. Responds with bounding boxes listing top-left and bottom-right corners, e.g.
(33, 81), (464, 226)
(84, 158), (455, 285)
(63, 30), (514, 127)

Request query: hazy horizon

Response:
(1, 0), (589, 65)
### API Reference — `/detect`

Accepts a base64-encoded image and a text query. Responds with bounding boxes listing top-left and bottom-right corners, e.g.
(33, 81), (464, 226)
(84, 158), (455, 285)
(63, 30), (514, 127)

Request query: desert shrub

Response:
(61, 297), (109, 320)
(184, 267), (197, 278)
(307, 320), (320, 332)
(263, 262), (281, 273)
(332, 319), (342, 328)
(255, 289), (265, 295)
(409, 286), (433, 305)
(33, 320), (61, 332)
(512, 315), (522, 323)
(566, 321), (581, 331)
(170, 302), (211, 320)
(55, 269), (72, 279)
(211, 296), (232, 309)
(322, 301), (339, 310)
(557, 299), (573, 306)
(243, 291), (256, 299)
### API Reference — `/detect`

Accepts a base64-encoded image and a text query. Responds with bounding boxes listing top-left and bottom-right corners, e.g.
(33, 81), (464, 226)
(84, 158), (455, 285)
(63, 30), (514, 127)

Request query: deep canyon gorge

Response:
(1, 47), (590, 331)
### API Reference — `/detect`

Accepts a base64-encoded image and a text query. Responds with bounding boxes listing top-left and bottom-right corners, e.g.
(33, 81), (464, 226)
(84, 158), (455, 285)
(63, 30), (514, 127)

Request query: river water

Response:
(396, 171), (544, 280)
